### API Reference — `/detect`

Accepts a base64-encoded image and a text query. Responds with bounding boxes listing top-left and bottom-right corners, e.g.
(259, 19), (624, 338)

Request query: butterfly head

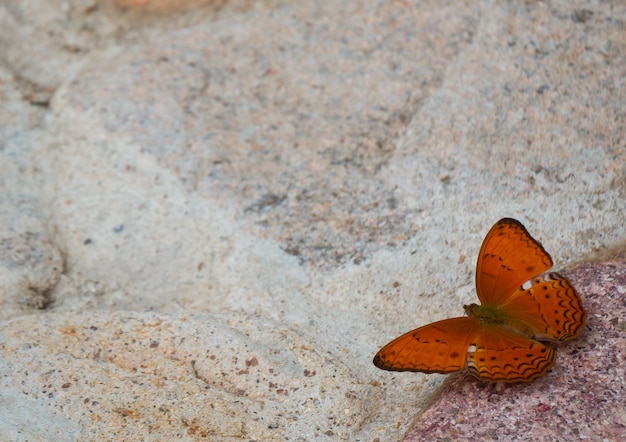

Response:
(463, 303), (480, 317)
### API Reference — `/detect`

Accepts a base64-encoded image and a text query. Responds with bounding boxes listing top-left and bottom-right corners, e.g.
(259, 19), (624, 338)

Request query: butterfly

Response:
(373, 218), (586, 382)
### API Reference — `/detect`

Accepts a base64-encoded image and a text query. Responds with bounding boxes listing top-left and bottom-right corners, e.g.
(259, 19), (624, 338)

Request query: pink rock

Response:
(404, 261), (626, 441)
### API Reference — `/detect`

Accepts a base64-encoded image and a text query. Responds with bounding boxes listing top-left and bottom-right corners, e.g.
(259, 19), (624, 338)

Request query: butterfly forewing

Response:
(466, 326), (556, 382)
(476, 218), (553, 306)
(373, 317), (480, 373)
(500, 272), (586, 341)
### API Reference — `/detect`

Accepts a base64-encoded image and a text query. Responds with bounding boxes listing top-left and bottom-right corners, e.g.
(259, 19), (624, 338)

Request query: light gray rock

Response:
(0, 61), (62, 321)
(0, 199), (62, 318)
(0, 310), (374, 440)
(0, 0), (624, 440)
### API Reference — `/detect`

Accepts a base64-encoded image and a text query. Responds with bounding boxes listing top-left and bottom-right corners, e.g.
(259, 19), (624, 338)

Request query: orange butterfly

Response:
(373, 218), (586, 382)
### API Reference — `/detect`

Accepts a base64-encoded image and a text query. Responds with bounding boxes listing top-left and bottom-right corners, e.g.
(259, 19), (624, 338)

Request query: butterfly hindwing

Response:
(467, 326), (556, 382)
(500, 272), (586, 341)
(373, 317), (480, 373)
(476, 218), (554, 305)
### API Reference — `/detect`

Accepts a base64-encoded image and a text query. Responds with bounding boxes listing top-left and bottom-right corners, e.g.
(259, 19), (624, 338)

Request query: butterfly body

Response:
(464, 303), (511, 326)
(373, 218), (586, 382)
(463, 302), (542, 340)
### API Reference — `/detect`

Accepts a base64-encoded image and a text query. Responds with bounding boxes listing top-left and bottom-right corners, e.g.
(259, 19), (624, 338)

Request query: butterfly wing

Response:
(476, 218), (553, 306)
(499, 272), (586, 342)
(373, 317), (480, 373)
(467, 325), (555, 382)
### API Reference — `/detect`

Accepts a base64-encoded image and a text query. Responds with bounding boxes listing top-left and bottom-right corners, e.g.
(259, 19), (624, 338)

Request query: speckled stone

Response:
(0, 0), (625, 440)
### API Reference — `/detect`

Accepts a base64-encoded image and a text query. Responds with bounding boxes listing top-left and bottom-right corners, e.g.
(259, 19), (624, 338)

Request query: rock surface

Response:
(0, 0), (624, 440)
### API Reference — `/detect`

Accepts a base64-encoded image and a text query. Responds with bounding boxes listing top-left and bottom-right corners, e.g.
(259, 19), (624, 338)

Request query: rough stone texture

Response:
(0, 0), (624, 440)
(0, 42), (63, 320)
(404, 261), (626, 441)
(0, 200), (63, 318)
(0, 0), (294, 104)
(0, 310), (373, 440)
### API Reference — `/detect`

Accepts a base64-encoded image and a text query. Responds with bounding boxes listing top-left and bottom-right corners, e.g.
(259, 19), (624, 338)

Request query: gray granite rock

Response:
(0, 58), (61, 320)
(0, 199), (62, 318)
(0, 0), (624, 440)
(0, 310), (373, 440)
